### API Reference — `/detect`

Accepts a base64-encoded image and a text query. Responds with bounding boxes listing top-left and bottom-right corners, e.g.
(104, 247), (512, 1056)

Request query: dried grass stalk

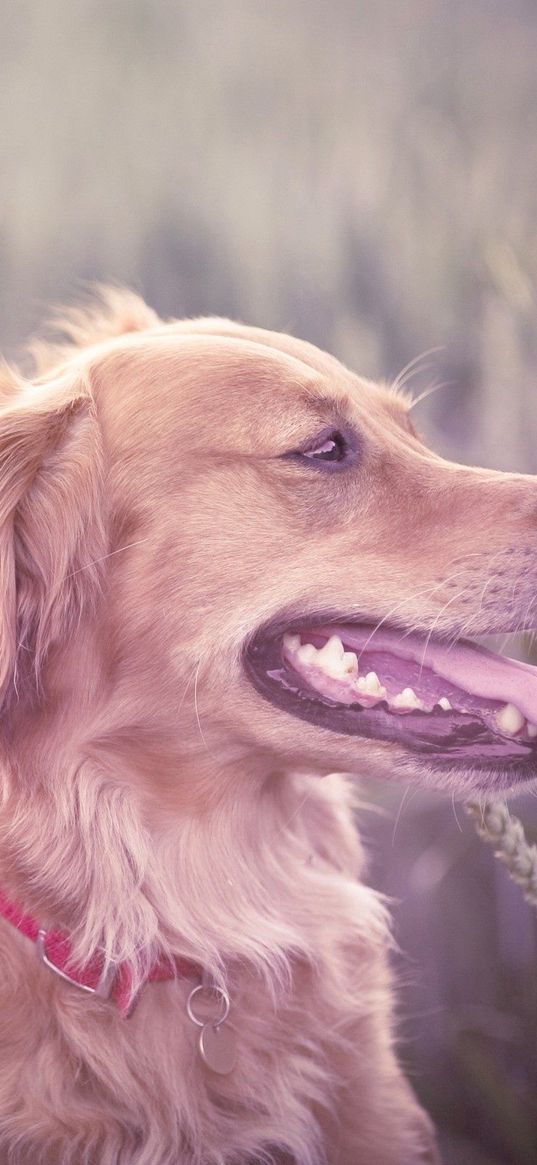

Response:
(465, 800), (537, 906)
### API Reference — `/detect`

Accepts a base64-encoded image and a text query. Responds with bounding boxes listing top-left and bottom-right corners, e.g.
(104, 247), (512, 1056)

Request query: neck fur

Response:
(0, 729), (390, 1006)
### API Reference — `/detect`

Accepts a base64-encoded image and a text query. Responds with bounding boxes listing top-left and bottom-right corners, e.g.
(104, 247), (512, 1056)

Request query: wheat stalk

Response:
(465, 800), (537, 906)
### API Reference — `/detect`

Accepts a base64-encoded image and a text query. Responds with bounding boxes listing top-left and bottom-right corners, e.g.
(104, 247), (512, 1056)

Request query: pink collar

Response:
(0, 888), (200, 1017)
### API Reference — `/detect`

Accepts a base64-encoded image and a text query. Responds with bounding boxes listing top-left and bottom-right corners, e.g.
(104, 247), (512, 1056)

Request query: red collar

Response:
(0, 888), (200, 1017)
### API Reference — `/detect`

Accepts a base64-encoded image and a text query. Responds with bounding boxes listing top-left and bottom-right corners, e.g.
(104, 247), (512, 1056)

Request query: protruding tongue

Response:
(325, 625), (537, 723)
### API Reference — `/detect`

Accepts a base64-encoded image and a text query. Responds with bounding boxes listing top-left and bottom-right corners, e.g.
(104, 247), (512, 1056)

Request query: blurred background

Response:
(2, 1), (537, 1160)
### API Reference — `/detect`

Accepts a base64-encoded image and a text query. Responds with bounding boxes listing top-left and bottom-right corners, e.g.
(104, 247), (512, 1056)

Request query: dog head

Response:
(2, 289), (537, 800)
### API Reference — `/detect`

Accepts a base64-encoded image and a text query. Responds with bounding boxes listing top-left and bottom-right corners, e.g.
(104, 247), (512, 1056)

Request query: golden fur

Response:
(1, 289), (534, 1162)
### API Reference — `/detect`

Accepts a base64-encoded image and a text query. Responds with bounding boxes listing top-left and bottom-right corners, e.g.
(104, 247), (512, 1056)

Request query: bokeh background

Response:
(2, 2), (537, 1161)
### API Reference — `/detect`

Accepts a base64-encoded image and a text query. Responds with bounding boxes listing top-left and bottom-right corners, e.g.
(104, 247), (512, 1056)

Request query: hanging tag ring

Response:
(186, 981), (237, 1075)
(186, 982), (230, 1030)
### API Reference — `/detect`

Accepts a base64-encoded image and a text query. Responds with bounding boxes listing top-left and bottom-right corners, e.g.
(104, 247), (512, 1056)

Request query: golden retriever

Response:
(0, 288), (536, 1164)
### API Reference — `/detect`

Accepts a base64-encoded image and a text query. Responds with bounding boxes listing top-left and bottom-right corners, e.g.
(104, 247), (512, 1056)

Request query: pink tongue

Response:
(326, 625), (537, 723)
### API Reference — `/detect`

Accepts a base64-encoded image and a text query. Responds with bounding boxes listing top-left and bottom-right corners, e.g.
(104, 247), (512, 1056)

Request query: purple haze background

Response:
(2, 3), (537, 1159)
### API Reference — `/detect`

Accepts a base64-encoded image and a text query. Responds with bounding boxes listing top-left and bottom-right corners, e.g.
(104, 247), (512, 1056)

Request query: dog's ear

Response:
(0, 365), (104, 709)
(29, 286), (160, 375)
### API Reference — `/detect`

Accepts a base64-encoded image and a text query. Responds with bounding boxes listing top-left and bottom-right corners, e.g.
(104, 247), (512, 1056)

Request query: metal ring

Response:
(186, 983), (230, 1029)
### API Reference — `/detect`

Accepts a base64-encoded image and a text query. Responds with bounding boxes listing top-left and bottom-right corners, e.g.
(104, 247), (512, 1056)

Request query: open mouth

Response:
(245, 616), (537, 770)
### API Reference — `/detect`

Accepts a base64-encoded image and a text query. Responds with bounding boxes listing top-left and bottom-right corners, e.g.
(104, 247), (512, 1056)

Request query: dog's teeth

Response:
(312, 636), (360, 680)
(528, 722), (537, 738)
(314, 638), (345, 678)
(289, 636), (360, 683)
(437, 697), (452, 711)
(296, 643), (318, 665)
(342, 651), (359, 676)
(495, 702), (525, 735)
(355, 672), (387, 701)
(283, 633), (301, 653)
(316, 635), (345, 665)
(390, 687), (424, 711)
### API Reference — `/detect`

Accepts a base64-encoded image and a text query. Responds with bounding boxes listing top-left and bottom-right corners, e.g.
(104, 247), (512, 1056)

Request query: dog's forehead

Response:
(172, 331), (406, 442)
(94, 326), (409, 454)
(167, 317), (354, 382)
(164, 327), (396, 413)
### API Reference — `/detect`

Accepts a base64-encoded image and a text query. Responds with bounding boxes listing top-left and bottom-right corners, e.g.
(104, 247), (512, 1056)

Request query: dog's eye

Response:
(302, 433), (347, 462)
(293, 429), (356, 468)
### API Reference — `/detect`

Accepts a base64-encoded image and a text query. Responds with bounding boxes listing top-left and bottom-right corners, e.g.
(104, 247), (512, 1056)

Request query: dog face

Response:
(2, 295), (537, 800)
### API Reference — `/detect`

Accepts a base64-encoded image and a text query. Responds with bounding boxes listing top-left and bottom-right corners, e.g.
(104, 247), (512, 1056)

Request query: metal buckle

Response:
(36, 928), (115, 999)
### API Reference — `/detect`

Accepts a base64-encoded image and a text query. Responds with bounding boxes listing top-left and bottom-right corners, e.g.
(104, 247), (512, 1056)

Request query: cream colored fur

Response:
(4, 288), (534, 1163)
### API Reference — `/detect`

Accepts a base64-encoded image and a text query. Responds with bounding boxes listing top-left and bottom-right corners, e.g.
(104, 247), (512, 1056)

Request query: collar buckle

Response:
(36, 928), (115, 999)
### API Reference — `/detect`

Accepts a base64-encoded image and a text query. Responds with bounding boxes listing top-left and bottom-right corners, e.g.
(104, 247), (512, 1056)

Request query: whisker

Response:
(177, 661), (199, 716)
(354, 562), (484, 666)
(193, 660), (212, 756)
(407, 380), (454, 411)
(451, 792), (463, 832)
(390, 346), (445, 399)
(279, 791), (315, 835)
(65, 538), (150, 580)
(391, 785), (419, 846)
(417, 547), (512, 672)
(416, 583), (477, 677)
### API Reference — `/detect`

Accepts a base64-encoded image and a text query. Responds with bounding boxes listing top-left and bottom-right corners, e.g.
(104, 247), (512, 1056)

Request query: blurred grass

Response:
(2, 1), (537, 1157)
(362, 781), (537, 1161)
(1, 1), (537, 470)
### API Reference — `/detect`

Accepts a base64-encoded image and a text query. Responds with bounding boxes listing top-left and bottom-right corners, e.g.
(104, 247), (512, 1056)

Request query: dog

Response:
(0, 287), (536, 1164)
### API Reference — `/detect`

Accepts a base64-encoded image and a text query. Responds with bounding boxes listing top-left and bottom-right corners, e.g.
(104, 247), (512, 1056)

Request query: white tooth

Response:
(340, 652), (358, 680)
(315, 645), (345, 678)
(401, 686), (420, 704)
(391, 687), (424, 711)
(342, 651), (359, 676)
(312, 636), (360, 680)
(528, 722), (537, 738)
(296, 643), (318, 665)
(283, 633), (301, 653)
(364, 671), (386, 697)
(354, 675), (385, 703)
(438, 697), (452, 711)
(495, 703), (525, 735)
(316, 635), (345, 666)
(355, 671), (387, 700)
